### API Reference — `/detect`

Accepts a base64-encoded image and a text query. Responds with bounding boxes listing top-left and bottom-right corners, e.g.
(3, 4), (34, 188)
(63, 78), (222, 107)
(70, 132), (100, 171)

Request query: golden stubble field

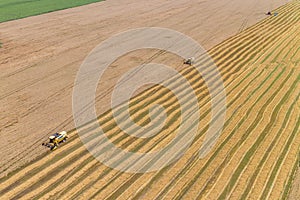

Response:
(0, 0), (299, 199)
(0, 0), (290, 177)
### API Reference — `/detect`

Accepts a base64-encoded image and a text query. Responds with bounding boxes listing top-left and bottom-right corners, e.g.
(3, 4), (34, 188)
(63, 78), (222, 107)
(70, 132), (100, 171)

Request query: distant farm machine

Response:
(183, 57), (195, 66)
(42, 131), (68, 151)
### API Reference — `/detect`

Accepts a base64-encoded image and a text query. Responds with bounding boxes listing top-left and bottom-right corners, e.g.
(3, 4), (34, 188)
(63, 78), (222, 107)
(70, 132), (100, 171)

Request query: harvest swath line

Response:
(261, 22), (299, 63)
(205, 2), (295, 57)
(117, 3), (298, 198)
(204, 72), (298, 199)
(155, 5), (300, 198)
(197, 23), (300, 198)
(216, 69), (297, 199)
(282, 144), (300, 200)
(239, 92), (300, 199)
(211, 35), (298, 199)
(271, 28), (300, 63)
(143, 65), (268, 200)
(229, 36), (298, 197)
(175, 64), (286, 199)
(68, 11), (300, 197)
(1, 1), (299, 199)
(260, 93), (300, 199)
(139, 40), (292, 198)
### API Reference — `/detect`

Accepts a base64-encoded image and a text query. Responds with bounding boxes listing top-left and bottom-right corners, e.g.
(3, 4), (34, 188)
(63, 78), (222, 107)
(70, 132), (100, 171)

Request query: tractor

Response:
(42, 131), (68, 151)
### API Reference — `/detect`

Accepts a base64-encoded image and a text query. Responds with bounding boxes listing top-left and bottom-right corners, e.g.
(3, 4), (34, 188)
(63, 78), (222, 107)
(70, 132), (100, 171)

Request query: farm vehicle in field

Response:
(42, 131), (68, 151)
(184, 57), (195, 66)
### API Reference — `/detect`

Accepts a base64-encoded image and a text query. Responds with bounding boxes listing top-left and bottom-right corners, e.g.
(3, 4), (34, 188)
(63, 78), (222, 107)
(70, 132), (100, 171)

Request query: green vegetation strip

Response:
(0, 0), (103, 23)
(291, 46), (300, 61)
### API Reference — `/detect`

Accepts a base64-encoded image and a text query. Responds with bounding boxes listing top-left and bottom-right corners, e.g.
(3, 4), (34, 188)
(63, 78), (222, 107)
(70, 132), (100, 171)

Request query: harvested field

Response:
(0, 0), (291, 179)
(0, 0), (299, 199)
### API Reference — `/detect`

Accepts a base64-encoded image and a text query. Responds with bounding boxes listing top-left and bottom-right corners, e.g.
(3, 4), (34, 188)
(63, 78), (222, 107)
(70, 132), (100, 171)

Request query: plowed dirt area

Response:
(1, 0), (299, 199)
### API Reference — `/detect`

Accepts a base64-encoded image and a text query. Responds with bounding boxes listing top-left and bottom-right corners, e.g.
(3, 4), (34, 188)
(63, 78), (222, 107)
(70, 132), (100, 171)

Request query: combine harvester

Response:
(42, 131), (68, 151)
